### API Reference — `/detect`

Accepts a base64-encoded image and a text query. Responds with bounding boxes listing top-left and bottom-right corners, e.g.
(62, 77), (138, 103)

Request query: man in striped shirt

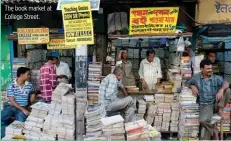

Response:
(40, 52), (58, 102)
(1, 67), (37, 138)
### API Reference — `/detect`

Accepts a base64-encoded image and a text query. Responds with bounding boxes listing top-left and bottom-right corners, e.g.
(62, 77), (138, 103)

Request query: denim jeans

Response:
(1, 105), (27, 138)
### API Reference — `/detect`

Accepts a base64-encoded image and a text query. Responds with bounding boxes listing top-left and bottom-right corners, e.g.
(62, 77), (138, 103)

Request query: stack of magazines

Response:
(101, 115), (125, 140)
(125, 119), (149, 140)
(85, 104), (106, 136)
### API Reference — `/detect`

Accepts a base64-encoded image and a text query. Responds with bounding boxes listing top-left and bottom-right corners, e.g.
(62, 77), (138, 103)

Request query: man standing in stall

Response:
(139, 49), (162, 90)
(50, 52), (72, 84)
(187, 59), (230, 140)
(1, 67), (37, 138)
(207, 51), (220, 75)
(40, 52), (58, 103)
(99, 66), (136, 123)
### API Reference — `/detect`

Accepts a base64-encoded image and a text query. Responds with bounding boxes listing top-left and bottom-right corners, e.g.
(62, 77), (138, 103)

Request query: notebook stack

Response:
(85, 105), (106, 136)
(23, 102), (50, 140)
(136, 100), (147, 120)
(125, 119), (149, 140)
(88, 62), (102, 105)
(178, 87), (199, 140)
(3, 121), (24, 140)
(170, 102), (180, 132)
(101, 115), (125, 140)
(145, 102), (158, 125)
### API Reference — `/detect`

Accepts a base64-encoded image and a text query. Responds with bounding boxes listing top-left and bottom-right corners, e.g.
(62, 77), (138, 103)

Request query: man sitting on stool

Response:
(187, 60), (230, 140)
(1, 67), (37, 138)
(99, 66), (136, 123)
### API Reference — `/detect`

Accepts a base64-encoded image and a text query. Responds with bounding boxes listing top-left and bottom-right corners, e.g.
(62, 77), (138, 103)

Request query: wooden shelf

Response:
(108, 32), (193, 39)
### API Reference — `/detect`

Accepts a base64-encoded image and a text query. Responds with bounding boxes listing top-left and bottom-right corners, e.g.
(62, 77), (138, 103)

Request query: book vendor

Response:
(139, 49), (162, 90)
(187, 60), (231, 140)
(99, 66), (136, 122)
(1, 67), (38, 138)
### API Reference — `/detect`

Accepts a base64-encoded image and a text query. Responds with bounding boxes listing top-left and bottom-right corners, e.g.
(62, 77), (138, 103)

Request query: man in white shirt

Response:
(139, 49), (162, 90)
(50, 52), (72, 83)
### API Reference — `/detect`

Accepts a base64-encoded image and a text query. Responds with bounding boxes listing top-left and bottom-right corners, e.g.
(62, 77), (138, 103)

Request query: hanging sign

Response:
(47, 39), (75, 49)
(196, 0), (231, 24)
(62, 2), (94, 45)
(129, 7), (179, 35)
(57, 0), (100, 11)
(17, 28), (49, 44)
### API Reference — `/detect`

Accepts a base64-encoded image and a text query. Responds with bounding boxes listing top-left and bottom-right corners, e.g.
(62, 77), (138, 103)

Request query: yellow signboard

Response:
(62, 2), (94, 45)
(17, 28), (49, 44)
(196, 0), (231, 24)
(129, 7), (179, 35)
(47, 39), (76, 49)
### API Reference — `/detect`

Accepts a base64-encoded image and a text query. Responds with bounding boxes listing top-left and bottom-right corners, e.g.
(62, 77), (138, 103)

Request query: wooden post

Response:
(75, 45), (88, 140)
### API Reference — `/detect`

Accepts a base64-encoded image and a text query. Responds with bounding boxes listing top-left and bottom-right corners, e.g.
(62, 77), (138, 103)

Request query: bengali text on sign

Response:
(47, 39), (76, 49)
(129, 7), (179, 35)
(62, 2), (94, 45)
(17, 28), (49, 44)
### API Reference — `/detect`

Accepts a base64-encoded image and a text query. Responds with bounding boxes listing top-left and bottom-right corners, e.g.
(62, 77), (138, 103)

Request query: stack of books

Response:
(84, 134), (109, 140)
(4, 121), (24, 139)
(148, 125), (162, 140)
(155, 94), (165, 103)
(23, 102), (50, 140)
(85, 105), (106, 136)
(125, 119), (149, 140)
(178, 87), (199, 140)
(181, 56), (192, 83)
(217, 103), (231, 132)
(170, 102), (180, 132)
(144, 95), (155, 102)
(101, 115), (125, 140)
(136, 100), (147, 120)
(88, 62), (102, 105)
(145, 102), (158, 125)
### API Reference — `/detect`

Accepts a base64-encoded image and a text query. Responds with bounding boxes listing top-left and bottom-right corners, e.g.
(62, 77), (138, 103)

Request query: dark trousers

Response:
(1, 105), (27, 138)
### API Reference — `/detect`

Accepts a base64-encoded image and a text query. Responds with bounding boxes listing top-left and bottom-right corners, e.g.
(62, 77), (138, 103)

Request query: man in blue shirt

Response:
(187, 60), (230, 140)
(1, 67), (37, 138)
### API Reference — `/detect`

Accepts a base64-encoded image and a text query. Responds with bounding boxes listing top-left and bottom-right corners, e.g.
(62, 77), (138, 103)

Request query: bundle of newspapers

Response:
(3, 120), (24, 140)
(42, 83), (76, 140)
(125, 119), (149, 140)
(23, 102), (50, 140)
(85, 104), (106, 136)
(178, 87), (199, 140)
(136, 100), (147, 120)
(101, 115), (125, 140)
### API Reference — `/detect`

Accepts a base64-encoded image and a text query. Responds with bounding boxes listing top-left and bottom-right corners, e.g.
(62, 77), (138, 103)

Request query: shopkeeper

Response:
(207, 51), (220, 75)
(1, 67), (37, 138)
(139, 49), (162, 90)
(40, 52), (57, 103)
(116, 48), (136, 86)
(52, 52), (72, 84)
(99, 66), (136, 123)
(187, 60), (230, 140)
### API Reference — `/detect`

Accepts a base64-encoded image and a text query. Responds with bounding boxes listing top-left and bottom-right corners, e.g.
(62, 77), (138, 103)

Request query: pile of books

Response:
(23, 102), (50, 140)
(217, 103), (231, 132)
(85, 105), (105, 136)
(178, 87), (199, 140)
(125, 119), (149, 140)
(148, 125), (162, 140)
(101, 115), (125, 140)
(181, 56), (192, 83)
(88, 62), (102, 105)
(3, 121), (24, 140)
(136, 100), (147, 120)
(42, 84), (75, 140)
(170, 102), (180, 132)
(145, 103), (158, 125)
